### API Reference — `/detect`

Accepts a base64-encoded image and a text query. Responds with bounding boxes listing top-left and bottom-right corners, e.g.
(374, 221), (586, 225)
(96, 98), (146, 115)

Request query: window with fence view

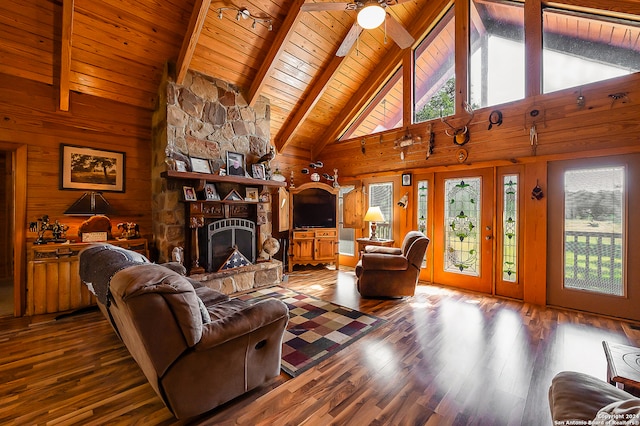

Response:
(564, 166), (624, 296)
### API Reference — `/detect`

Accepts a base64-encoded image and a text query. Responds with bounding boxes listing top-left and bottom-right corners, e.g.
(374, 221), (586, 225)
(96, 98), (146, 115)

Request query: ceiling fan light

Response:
(357, 4), (385, 30)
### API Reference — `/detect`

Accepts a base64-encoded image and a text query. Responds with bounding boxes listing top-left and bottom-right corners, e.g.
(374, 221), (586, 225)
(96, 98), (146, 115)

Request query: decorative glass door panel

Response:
(434, 169), (494, 293)
(495, 167), (523, 300)
(443, 178), (481, 276)
(502, 175), (518, 282)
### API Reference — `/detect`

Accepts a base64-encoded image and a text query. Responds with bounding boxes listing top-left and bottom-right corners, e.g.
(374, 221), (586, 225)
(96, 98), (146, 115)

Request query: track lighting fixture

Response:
(216, 6), (273, 31)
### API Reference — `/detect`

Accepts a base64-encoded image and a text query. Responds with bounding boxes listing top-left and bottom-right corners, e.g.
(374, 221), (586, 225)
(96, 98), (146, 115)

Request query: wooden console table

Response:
(602, 340), (640, 397)
(26, 239), (148, 315)
(356, 238), (394, 258)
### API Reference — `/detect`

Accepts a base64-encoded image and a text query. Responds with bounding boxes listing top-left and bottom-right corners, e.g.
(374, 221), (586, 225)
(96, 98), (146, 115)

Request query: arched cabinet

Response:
(288, 182), (339, 272)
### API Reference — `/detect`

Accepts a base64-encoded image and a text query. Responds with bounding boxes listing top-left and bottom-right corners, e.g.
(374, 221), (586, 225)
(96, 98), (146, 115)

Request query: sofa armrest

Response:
(364, 246), (402, 255)
(361, 253), (409, 270)
(196, 299), (289, 350)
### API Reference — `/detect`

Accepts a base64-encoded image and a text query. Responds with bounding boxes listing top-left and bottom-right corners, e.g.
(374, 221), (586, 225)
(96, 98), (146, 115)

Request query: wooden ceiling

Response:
(3, 0), (640, 160)
(1, 0), (441, 160)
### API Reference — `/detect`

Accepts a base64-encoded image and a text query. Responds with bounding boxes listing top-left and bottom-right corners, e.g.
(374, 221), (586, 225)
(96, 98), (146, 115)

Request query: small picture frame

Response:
(252, 163), (266, 179)
(226, 151), (246, 176)
(204, 183), (219, 200)
(175, 160), (187, 172)
(183, 186), (197, 201)
(245, 187), (259, 201)
(402, 173), (412, 186)
(190, 157), (212, 174)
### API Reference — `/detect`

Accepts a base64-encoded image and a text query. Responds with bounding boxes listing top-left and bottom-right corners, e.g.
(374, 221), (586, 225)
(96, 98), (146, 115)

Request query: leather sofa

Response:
(355, 230), (430, 298)
(79, 244), (289, 419)
(549, 371), (640, 424)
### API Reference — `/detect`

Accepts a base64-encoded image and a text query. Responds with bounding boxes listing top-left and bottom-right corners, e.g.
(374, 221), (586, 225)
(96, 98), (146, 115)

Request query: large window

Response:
(563, 167), (624, 296)
(414, 6), (455, 123)
(368, 182), (393, 240)
(543, 8), (640, 94)
(470, 0), (524, 108)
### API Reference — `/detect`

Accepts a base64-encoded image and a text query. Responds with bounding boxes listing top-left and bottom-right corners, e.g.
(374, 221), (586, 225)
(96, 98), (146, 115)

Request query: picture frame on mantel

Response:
(226, 151), (245, 176)
(190, 157), (212, 174)
(60, 144), (125, 192)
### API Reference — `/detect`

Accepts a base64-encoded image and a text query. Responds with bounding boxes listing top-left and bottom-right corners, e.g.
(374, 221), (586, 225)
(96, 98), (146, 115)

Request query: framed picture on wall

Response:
(60, 144), (125, 192)
(402, 173), (412, 186)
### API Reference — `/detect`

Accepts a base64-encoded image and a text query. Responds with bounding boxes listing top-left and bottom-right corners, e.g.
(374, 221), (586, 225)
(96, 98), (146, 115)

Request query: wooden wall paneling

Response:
(59, 0), (74, 111)
(0, 75), (153, 252)
(522, 160), (547, 305)
(0, 0), (58, 85)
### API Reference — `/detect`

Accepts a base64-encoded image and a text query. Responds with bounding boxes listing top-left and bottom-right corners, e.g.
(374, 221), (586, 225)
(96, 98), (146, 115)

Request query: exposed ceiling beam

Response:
(312, 0), (452, 157)
(176, 0), (212, 85)
(247, 0), (307, 107)
(275, 52), (345, 152)
(59, 0), (74, 111)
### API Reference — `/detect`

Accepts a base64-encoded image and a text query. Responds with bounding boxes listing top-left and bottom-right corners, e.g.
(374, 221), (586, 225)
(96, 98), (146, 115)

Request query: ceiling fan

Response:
(301, 0), (415, 57)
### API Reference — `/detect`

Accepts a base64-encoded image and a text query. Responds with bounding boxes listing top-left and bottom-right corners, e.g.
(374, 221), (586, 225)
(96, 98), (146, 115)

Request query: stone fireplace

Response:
(151, 67), (281, 293)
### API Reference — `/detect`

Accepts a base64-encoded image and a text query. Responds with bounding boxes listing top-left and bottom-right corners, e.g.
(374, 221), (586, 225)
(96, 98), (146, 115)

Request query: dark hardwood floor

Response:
(1, 267), (639, 425)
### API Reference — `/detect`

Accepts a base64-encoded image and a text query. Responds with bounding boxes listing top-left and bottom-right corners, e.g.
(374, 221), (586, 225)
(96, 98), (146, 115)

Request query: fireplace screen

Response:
(205, 219), (256, 272)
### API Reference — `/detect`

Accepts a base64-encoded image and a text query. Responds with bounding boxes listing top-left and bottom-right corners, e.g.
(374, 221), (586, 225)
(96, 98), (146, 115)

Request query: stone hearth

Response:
(189, 260), (282, 295)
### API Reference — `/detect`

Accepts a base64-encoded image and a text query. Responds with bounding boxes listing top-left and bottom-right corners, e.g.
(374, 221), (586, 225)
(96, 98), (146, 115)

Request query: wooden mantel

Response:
(161, 170), (287, 189)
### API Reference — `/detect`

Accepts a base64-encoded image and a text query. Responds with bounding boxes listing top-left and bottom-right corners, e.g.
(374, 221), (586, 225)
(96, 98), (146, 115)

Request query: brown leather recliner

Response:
(79, 244), (289, 419)
(355, 230), (429, 298)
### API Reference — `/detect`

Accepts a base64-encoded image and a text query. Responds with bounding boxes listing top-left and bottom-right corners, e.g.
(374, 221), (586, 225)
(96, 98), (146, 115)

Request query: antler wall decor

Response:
(441, 102), (474, 146)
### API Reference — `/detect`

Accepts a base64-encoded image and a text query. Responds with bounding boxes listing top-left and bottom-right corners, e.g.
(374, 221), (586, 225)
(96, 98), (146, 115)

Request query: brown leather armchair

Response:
(355, 231), (430, 298)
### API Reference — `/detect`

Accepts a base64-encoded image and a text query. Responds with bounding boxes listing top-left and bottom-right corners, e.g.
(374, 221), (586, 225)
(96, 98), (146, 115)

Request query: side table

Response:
(602, 340), (640, 397)
(356, 238), (394, 258)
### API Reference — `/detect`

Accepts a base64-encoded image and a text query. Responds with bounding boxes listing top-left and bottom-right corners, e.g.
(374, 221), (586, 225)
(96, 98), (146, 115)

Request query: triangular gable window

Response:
(340, 67), (403, 140)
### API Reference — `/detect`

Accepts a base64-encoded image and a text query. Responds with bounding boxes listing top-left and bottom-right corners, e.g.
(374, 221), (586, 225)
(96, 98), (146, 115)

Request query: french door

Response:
(547, 155), (640, 321)
(433, 169), (494, 293)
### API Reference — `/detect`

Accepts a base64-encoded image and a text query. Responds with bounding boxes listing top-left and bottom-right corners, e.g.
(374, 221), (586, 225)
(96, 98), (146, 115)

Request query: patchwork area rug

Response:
(236, 286), (386, 377)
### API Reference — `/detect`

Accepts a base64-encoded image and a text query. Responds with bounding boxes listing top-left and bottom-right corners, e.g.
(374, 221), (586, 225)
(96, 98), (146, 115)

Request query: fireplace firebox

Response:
(200, 218), (256, 272)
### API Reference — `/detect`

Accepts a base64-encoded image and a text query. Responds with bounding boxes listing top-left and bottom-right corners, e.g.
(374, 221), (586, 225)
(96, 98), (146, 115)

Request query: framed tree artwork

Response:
(60, 144), (125, 192)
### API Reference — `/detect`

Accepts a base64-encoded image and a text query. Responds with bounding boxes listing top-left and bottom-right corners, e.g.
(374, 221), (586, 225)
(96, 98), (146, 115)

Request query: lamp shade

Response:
(64, 192), (113, 216)
(364, 206), (385, 223)
(357, 3), (386, 29)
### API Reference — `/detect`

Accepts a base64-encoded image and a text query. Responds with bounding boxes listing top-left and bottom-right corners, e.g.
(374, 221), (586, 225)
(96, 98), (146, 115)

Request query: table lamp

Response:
(364, 206), (385, 241)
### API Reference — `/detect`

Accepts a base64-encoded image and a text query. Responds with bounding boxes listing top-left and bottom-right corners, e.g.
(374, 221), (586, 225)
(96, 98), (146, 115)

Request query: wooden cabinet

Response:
(26, 239), (148, 315)
(288, 182), (339, 272)
(290, 229), (338, 271)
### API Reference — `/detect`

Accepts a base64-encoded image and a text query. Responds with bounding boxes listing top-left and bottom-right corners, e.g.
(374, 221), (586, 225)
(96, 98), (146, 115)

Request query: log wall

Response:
(0, 72), (153, 314)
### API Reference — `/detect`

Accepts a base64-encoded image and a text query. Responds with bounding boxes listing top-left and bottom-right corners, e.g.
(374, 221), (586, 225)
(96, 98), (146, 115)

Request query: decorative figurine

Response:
(29, 215), (69, 244)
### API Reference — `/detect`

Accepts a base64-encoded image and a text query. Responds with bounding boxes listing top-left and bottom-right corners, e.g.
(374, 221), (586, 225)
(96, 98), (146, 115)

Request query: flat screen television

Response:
(293, 188), (336, 229)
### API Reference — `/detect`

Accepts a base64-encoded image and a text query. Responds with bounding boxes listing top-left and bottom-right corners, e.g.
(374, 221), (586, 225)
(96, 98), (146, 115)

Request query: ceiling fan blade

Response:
(384, 0), (413, 4)
(336, 23), (362, 56)
(301, 2), (351, 12)
(385, 14), (414, 49)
